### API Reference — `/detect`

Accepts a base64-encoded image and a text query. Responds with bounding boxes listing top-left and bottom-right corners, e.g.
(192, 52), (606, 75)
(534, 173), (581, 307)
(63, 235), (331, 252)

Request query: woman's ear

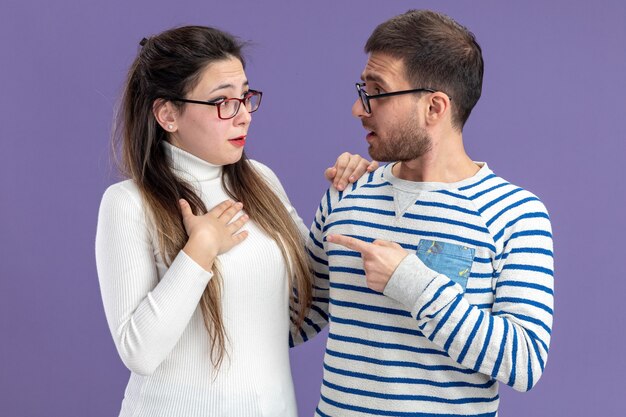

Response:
(153, 99), (178, 132)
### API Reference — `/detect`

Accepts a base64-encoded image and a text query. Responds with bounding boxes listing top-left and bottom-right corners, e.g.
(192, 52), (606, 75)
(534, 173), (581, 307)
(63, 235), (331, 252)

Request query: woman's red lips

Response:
(229, 135), (246, 147)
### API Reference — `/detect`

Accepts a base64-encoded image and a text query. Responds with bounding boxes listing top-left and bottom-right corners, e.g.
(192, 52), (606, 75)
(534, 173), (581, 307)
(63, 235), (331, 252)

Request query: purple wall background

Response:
(1, 1), (625, 416)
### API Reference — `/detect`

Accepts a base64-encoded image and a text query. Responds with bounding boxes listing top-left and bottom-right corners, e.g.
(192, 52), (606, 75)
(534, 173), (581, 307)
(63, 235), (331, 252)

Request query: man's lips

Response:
(363, 124), (376, 136)
(364, 129), (377, 142)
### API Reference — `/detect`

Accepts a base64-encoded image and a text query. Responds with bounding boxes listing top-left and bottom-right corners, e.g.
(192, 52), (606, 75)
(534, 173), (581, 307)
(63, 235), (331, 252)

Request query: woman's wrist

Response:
(182, 234), (218, 272)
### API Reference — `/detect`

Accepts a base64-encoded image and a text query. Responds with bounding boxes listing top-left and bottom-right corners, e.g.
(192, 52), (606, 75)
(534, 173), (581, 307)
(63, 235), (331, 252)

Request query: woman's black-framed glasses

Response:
(171, 90), (263, 120)
(355, 83), (451, 114)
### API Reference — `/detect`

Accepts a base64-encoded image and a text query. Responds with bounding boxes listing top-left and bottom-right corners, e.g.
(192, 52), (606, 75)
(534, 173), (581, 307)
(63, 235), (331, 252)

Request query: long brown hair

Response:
(113, 26), (312, 369)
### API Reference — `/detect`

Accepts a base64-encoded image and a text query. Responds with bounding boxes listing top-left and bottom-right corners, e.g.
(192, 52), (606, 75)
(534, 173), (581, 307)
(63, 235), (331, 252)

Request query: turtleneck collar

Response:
(162, 141), (223, 183)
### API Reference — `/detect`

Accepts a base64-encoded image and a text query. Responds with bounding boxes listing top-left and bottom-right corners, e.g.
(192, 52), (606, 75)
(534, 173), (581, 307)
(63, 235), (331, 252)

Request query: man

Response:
(294, 9), (554, 417)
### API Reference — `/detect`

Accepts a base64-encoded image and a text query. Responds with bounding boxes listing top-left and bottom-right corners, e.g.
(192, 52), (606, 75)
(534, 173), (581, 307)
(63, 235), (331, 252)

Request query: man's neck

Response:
(392, 134), (480, 183)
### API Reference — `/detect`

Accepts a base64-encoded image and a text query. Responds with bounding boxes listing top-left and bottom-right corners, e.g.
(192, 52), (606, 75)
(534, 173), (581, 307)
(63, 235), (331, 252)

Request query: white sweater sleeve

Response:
(95, 183), (213, 376)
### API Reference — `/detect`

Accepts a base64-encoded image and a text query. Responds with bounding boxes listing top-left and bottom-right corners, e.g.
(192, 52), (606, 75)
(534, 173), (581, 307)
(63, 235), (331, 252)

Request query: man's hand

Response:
(327, 234), (409, 292)
(324, 152), (378, 191)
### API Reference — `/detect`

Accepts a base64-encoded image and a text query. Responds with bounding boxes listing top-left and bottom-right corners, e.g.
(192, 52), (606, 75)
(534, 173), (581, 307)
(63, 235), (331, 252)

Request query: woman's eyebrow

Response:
(210, 80), (249, 94)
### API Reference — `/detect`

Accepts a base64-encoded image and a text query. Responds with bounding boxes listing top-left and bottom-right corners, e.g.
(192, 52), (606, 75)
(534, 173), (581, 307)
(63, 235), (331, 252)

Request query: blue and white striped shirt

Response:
(295, 162), (554, 417)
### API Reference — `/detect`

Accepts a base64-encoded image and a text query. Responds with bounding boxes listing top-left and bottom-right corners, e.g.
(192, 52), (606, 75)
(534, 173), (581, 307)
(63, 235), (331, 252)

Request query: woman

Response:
(95, 26), (375, 417)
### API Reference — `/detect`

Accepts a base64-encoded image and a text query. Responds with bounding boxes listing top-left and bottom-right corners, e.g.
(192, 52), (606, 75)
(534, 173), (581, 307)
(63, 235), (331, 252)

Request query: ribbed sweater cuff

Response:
(383, 254), (438, 310)
(171, 250), (214, 286)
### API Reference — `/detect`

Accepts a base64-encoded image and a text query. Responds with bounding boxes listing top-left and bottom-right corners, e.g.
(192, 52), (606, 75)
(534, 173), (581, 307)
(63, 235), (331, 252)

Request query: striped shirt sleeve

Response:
(292, 170), (383, 347)
(384, 198), (553, 392)
(290, 190), (333, 347)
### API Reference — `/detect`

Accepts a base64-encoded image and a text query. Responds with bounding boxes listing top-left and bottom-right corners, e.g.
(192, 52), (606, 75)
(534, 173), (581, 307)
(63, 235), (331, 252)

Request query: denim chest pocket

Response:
(416, 239), (475, 292)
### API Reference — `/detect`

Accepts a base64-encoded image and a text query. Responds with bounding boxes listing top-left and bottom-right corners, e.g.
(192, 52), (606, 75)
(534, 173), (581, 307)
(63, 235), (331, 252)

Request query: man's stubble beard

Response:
(367, 118), (432, 162)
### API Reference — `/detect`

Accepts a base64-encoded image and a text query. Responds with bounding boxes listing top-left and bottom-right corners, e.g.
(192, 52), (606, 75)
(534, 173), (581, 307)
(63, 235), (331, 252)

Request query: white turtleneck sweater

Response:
(95, 142), (309, 417)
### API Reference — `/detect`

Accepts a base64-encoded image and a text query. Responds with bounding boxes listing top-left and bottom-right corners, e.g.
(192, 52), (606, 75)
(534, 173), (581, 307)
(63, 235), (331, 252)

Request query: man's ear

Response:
(153, 99), (178, 132)
(426, 92), (452, 126)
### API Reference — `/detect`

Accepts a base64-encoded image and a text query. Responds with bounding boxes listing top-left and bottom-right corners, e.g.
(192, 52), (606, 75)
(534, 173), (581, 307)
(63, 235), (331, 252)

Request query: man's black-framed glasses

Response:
(170, 90), (263, 120)
(355, 83), (451, 114)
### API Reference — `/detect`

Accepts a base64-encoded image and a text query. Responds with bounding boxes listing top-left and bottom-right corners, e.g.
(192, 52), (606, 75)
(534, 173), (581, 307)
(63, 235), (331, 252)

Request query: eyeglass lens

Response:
(220, 92), (261, 119)
(356, 84), (370, 113)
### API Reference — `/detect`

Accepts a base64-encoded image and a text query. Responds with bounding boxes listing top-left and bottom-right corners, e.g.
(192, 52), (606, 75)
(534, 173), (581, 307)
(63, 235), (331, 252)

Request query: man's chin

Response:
(368, 147), (393, 163)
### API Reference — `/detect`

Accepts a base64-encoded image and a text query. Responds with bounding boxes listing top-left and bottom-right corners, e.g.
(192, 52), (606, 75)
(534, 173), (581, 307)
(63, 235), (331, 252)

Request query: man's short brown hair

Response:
(365, 10), (484, 130)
